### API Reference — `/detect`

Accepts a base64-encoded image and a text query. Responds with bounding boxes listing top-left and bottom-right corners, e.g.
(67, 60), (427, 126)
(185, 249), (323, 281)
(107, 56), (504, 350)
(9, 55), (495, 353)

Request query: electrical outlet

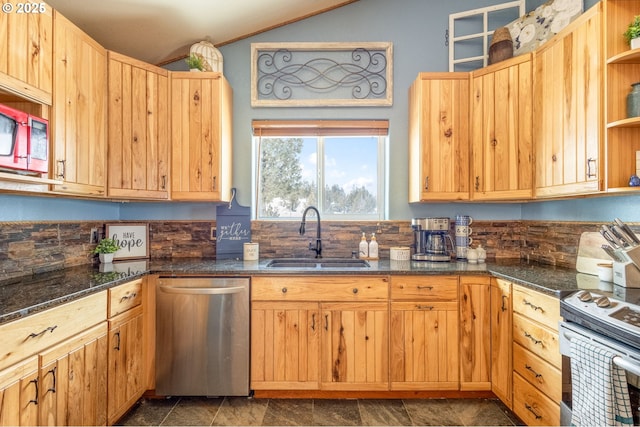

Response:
(210, 227), (216, 241)
(90, 228), (99, 244)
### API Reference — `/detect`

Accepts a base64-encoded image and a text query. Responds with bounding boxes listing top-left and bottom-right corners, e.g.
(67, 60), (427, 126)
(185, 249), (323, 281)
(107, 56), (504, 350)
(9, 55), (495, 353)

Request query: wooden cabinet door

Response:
(107, 306), (144, 425)
(250, 301), (320, 390)
(170, 72), (232, 201)
(459, 276), (491, 390)
(534, 6), (603, 198)
(390, 301), (459, 390)
(51, 11), (107, 197)
(471, 55), (533, 201)
(490, 278), (512, 408)
(39, 323), (108, 426)
(0, 3), (53, 104)
(320, 302), (388, 391)
(107, 51), (169, 199)
(409, 72), (470, 201)
(0, 357), (38, 426)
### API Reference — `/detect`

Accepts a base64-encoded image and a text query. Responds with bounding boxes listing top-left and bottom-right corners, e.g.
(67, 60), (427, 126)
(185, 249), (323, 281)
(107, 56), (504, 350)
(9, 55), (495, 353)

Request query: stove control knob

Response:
(595, 296), (611, 308)
(578, 291), (593, 302)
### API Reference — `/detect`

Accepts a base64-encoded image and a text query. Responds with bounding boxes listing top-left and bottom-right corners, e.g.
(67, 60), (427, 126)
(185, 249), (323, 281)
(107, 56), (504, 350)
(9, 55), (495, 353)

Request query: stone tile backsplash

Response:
(0, 219), (631, 280)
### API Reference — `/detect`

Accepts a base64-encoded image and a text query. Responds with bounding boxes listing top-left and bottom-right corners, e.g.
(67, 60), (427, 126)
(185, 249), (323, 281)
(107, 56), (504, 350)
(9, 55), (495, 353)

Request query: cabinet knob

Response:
(352, 288), (358, 294)
(281, 287), (287, 294)
(552, 154), (557, 162)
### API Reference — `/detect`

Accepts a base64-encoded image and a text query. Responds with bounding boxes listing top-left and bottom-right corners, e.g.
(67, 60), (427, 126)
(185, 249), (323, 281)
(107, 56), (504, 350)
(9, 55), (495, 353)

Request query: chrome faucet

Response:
(299, 206), (322, 258)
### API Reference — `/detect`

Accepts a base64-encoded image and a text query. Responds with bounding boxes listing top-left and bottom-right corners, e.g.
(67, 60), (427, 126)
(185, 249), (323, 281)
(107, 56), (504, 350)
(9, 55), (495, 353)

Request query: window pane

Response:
(258, 137), (317, 218)
(323, 136), (378, 216)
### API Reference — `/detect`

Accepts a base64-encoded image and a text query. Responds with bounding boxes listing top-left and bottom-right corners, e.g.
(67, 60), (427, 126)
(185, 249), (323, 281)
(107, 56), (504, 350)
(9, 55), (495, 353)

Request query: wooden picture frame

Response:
(251, 42), (393, 107)
(105, 223), (150, 260)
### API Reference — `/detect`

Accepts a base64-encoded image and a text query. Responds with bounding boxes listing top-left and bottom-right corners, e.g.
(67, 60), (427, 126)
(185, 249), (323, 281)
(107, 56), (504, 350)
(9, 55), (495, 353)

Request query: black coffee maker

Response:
(411, 217), (455, 261)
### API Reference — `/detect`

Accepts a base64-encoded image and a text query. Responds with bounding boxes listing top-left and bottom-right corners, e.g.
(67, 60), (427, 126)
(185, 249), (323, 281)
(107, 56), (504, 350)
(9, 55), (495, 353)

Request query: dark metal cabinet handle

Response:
(212, 176), (217, 190)
(424, 176), (429, 191)
(416, 305), (435, 310)
(161, 175), (167, 190)
(324, 314), (329, 331)
(57, 160), (66, 179)
(417, 285), (433, 290)
(501, 295), (508, 312)
(27, 325), (57, 339)
(525, 403), (542, 420)
(311, 313), (316, 331)
(29, 379), (38, 404)
(47, 367), (57, 393)
(525, 364), (542, 378)
(523, 299), (543, 312)
(524, 331), (542, 345)
(587, 157), (597, 178)
(120, 292), (137, 302)
(475, 176), (480, 191)
(114, 331), (121, 351)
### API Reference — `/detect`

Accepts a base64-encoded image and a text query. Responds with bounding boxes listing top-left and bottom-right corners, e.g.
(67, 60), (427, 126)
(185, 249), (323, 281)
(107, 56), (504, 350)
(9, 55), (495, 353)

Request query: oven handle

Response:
(562, 329), (640, 377)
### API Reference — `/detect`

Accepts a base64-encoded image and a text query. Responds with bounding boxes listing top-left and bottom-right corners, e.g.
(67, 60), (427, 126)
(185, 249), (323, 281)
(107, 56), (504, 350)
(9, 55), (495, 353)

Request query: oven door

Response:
(559, 321), (640, 426)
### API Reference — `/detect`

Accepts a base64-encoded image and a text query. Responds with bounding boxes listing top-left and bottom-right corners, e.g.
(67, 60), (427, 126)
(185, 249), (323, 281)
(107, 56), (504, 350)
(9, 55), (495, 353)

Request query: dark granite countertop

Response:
(0, 257), (584, 325)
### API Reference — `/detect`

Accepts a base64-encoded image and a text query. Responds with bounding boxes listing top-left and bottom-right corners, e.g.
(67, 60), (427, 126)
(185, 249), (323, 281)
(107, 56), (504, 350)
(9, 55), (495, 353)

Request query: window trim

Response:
(252, 119), (388, 220)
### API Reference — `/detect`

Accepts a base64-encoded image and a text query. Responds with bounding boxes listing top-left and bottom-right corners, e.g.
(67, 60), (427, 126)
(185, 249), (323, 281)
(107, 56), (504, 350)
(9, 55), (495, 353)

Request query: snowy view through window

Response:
(258, 135), (384, 219)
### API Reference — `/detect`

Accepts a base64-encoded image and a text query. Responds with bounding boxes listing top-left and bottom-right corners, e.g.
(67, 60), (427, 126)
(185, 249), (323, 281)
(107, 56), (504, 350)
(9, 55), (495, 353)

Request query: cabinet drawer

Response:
(251, 276), (388, 301)
(513, 373), (560, 426)
(512, 285), (560, 331)
(108, 278), (143, 317)
(513, 313), (561, 369)
(0, 291), (107, 370)
(390, 276), (458, 300)
(513, 343), (561, 402)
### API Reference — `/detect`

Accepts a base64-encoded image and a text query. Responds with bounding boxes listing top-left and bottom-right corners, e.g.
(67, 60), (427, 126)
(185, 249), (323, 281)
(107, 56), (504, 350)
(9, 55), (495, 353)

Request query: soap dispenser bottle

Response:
(369, 233), (379, 259)
(359, 232), (369, 259)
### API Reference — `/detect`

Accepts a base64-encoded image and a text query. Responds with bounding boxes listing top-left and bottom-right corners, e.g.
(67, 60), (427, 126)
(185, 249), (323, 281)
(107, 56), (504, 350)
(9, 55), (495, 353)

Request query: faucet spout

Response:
(300, 206), (322, 258)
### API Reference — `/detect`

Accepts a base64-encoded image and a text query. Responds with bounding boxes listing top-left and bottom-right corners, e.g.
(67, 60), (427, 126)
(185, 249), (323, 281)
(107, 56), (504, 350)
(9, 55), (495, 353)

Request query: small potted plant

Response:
(93, 237), (119, 263)
(624, 15), (640, 49)
(185, 53), (204, 71)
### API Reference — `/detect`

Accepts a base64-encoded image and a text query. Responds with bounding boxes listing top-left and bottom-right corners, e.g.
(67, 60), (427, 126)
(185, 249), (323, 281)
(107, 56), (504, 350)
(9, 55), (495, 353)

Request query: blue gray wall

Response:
(4, 0), (633, 223)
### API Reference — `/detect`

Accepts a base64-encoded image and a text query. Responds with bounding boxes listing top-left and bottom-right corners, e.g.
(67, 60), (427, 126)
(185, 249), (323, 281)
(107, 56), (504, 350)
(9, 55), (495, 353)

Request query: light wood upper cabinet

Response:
(471, 54), (533, 201)
(107, 51), (169, 199)
(0, 3), (53, 105)
(409, 73), (470, 201)
(51, 11), (107, 197)
(170, 72), (232, 201)
(490, 278), (512, 408)
(533, 4), (603, 198)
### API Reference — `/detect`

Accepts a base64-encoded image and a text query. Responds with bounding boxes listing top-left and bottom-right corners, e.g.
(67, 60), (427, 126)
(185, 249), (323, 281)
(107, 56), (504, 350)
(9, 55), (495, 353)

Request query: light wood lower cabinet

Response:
(251, 276), (389, 391)
(490, 278), (512, 408)
(459, 276), (491, 391)
(389, 276), (459, 390)
(39, 323), (108, 426)
(0, 357), (39, 426)
(107, 296), (144, 424)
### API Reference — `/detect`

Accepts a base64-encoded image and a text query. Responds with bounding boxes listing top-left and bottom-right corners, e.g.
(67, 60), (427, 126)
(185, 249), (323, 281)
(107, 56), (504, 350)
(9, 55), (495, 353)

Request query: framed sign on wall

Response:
(106, 223), (150, 260)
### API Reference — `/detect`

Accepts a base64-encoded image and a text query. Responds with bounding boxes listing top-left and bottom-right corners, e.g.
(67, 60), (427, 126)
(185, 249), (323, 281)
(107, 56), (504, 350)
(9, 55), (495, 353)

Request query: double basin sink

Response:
(266, 258), (370, 269)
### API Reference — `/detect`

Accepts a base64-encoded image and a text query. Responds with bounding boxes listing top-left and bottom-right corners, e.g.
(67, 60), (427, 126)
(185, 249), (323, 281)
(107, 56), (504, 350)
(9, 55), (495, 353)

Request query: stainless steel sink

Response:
(265, 258), (370, 268)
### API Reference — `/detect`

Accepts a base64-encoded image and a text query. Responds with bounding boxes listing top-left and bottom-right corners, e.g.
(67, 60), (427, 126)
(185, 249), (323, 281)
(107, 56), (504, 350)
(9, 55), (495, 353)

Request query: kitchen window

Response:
(252, 120), (388, 220)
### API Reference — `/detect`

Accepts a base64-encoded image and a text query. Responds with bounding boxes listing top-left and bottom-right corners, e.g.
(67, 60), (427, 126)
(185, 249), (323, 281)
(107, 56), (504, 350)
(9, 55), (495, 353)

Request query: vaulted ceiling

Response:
(46, 0), (357, 65)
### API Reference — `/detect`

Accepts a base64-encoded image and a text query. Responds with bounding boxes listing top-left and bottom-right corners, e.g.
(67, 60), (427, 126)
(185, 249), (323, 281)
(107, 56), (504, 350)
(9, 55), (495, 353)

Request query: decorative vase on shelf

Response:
(627, 82), (640, 118)
(632, 37), (640, 50)
(99, 253), (114, 263)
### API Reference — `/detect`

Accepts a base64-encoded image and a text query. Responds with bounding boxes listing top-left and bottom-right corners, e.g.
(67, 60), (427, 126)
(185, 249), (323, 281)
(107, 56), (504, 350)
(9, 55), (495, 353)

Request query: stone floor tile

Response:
(446, 398), (515, 426)
(116, 397), (178, 426)
(402, 398), (464, 426)
(161, 396), (224, 426)
(212, 397), (269, 426)
(262, 399), (314, 426)
(313, 399), (362, 426)
(358, 399), (413, 426)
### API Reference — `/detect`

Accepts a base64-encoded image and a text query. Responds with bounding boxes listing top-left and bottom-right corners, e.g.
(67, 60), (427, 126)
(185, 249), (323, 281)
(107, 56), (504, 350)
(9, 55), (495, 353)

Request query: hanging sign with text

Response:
(216, 189), (251, 260)
(106, 223), (150, 260)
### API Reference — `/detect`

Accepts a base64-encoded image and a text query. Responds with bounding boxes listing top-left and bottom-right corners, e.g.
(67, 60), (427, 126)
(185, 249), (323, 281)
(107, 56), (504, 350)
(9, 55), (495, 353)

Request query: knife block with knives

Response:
(600, 218), (640, 288)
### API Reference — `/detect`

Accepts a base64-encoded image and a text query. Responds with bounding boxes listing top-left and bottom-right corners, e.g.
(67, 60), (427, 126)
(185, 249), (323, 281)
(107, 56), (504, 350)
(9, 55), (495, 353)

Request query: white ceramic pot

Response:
(632, 37), (640, 50)
(99, 253), (114, 263)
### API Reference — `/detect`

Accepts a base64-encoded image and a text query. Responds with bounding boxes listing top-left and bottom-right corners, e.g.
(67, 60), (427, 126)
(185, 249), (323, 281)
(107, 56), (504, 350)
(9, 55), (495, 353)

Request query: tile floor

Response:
(116, 397), (523, 426)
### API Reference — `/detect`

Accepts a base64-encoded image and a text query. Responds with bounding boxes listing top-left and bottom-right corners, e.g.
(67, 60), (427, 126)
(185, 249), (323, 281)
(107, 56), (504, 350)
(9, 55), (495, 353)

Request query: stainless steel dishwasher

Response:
(155, 277), (250, 396)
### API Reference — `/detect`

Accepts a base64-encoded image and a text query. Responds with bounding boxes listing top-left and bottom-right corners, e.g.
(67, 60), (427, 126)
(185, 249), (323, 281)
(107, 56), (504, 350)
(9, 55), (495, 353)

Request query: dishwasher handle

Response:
(159, 285), (245, 295)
